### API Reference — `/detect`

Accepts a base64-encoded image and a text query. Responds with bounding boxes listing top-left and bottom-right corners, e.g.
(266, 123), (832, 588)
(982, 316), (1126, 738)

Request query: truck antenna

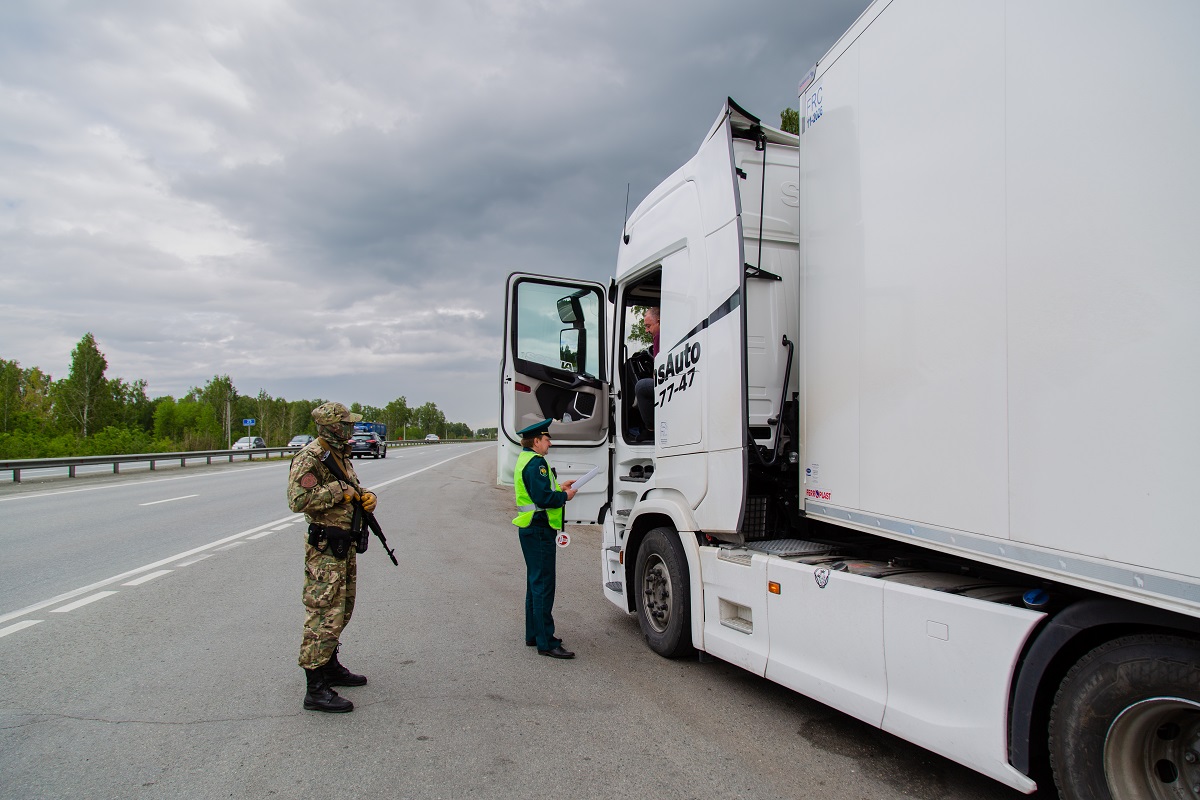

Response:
(622, 183), (631, 244)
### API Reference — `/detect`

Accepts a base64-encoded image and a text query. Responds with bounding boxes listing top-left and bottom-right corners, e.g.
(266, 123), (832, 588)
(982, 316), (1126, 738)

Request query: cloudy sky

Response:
(1, 0), (868, 429)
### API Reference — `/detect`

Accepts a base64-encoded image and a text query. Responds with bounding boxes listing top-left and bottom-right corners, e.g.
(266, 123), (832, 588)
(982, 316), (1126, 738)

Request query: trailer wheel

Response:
(634, 527), (694, 659)
(1049, 634), (1200, 800)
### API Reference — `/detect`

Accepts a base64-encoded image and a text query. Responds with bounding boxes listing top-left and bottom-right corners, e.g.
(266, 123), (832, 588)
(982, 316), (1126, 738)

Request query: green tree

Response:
(0, 359), (21, 433)
(20, 367), (53, 427)
(383, 396), (410, 439)
(53, 333), (113, 437)
(628, 306), (654, 347)
(445, 422), (472, 439)
(251, 389), (277, 444)
(112, 377), (154, 432)
(780, 108), (799, 135)
(195, 375), (237, 447)
(414, 401), (444, 435)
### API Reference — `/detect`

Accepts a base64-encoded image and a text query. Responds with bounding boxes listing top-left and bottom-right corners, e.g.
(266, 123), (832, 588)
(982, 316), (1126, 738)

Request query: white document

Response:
(569, 463), (602, 490)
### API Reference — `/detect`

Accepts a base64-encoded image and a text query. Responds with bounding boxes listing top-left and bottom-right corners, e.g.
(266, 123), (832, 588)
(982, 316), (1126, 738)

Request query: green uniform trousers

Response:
(299, 542), (357, 669)
(519, 523), (561, 651)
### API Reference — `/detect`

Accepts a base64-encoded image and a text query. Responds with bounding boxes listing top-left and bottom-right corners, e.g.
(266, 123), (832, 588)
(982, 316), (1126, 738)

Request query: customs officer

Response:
(513, 418), (577, 659)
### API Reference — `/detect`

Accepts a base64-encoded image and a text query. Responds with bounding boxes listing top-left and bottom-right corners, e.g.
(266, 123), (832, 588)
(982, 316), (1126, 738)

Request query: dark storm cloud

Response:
(0, 0), (869, 428)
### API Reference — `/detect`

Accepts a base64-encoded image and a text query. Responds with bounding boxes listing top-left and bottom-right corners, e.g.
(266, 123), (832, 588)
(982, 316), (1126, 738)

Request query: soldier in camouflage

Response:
(287, 401), (379, 713)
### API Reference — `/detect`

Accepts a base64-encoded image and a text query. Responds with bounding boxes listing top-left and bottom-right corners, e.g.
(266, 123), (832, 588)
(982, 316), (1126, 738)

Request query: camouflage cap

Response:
(312, 401), (363, 426)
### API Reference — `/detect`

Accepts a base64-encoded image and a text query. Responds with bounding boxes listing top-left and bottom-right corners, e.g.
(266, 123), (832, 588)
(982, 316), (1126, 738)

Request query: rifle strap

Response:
(319, 447), (358, 491)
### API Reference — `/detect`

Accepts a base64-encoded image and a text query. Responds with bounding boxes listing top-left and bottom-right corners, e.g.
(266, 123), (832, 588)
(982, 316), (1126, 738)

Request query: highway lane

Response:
(0, 445), (1041, 800)
(0, 444), (486, 624)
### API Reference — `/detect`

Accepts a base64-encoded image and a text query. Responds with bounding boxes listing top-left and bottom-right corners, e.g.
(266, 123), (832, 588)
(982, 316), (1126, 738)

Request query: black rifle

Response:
(351, 501), (398, 565)
(319, 448), (399, 566)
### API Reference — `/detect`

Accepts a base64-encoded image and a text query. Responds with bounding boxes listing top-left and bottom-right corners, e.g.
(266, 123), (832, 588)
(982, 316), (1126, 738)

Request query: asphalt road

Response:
(0, 445), (1047, 799)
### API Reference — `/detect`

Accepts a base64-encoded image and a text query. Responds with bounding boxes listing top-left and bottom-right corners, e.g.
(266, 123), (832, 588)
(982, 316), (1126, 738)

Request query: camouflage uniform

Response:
(288, 418), (363, 671)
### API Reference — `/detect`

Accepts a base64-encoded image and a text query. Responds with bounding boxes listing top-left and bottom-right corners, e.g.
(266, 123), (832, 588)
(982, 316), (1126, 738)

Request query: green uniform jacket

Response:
(287, 439), (361, 528)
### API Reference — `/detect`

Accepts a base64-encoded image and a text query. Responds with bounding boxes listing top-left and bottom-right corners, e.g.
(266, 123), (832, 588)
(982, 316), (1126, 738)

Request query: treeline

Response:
(0, 333), (488, 459)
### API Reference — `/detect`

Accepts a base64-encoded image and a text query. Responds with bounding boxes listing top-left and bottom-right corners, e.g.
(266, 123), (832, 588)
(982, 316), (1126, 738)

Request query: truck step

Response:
(717, 549), (753, 567)
(605, 581), (623, 592)
(744, 538), (836, 558)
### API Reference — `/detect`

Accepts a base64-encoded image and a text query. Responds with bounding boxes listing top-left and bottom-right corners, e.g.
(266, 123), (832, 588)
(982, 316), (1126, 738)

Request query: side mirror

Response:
(559, 329), (582, 371)
(557, 294), (584, 325)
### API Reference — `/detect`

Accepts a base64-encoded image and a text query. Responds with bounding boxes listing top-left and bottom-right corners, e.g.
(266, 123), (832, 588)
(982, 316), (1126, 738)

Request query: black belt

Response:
(308, 523), (355, 558)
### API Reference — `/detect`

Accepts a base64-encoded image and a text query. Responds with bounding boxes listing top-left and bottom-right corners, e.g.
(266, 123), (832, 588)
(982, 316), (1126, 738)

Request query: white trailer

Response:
(498, 2), (1200, 796)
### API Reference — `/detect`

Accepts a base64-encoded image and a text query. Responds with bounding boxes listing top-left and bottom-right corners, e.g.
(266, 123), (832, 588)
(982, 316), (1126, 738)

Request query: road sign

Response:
(243, 419), (256, 426)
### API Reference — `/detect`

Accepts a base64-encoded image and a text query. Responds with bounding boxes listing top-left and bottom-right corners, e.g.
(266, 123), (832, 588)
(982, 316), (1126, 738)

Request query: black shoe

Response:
(538, 646), (575, 659)
(525, 640), (536, 646)
(303, 668), (354, 712)
(324, 645), (367, 687)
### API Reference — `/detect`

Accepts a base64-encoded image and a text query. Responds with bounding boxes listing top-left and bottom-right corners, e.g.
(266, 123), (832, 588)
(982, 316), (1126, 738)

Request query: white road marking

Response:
(139, 495), (198, 506)
(0, 463), (283, 503)
(0, 516), (294, 626)
(247, 531), (274, 539)
(0, 620), (42, 638)
(122, 570), (173, 586)
(50, 591), (118, 613)
(0, 447), (492, 627)
(214, 542), (244, 551)
(176, 554), (213, 567)
(369, 446), (493, 491)
(271, 523), (293, 530)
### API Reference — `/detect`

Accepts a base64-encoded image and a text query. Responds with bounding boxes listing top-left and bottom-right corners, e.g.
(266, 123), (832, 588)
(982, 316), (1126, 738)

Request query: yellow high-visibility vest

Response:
(512, 450), (563, 529)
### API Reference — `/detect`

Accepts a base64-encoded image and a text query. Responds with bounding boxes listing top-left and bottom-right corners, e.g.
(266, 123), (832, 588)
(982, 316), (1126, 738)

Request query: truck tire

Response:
(1048, 634), (1200, 800)
(634, 527), (694, 659)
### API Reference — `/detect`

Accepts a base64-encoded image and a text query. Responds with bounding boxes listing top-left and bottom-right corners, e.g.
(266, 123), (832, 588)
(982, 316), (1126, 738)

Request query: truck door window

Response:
(514, 281), (602, 378)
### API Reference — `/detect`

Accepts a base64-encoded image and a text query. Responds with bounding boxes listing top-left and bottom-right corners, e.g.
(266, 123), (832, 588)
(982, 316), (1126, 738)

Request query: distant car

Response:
(425, 433), (440, 442)
(288, 434), (314, 449)
(351, 432), (387, 459)
(232, 436), (266, 450)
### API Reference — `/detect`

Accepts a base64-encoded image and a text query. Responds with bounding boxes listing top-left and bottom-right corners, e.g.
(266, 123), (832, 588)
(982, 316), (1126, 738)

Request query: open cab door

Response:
(499, 272), (610, 524)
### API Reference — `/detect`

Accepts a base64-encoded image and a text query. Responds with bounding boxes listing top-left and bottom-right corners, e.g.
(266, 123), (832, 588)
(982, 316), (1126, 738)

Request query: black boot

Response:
(324, 645), (367, 687)
(303, 668), (353, 712)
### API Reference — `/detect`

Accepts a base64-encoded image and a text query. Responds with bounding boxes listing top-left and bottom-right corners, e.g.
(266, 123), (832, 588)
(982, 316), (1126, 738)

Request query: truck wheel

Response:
(1049, 634), (1200, 800)
(634, 527), (694, 659)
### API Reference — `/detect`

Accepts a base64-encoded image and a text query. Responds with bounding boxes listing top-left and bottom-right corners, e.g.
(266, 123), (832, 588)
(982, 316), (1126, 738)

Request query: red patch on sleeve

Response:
(299, 473), (319, 490)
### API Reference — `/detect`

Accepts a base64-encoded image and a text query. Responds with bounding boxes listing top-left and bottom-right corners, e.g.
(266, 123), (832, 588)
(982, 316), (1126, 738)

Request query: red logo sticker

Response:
(299, 473), (319, 489)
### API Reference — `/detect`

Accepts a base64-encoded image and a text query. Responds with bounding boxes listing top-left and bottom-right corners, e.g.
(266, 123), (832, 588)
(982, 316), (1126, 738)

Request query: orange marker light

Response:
(619, 551), (624, 565)
(768, 581), (781, 595)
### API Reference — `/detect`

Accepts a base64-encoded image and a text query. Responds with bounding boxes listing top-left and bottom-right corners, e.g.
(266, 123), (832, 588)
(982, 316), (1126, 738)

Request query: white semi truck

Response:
(498, 2), (1200, 796)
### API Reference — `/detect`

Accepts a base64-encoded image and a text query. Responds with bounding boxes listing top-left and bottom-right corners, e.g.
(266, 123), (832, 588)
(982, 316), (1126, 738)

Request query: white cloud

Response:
(0, 0), (869, 428)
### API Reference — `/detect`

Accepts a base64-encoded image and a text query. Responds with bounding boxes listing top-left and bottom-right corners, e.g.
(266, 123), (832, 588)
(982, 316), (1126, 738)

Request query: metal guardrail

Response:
(0, 447), (296, 483)
(0, 439), (488, 483)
